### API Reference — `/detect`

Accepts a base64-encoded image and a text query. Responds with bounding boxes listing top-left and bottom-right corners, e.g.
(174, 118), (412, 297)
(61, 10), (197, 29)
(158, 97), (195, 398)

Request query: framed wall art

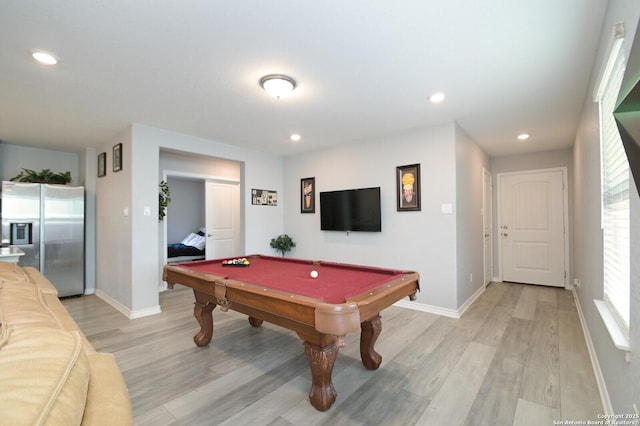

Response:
(113, 143), (122, 172)
(97, 152), (106, 177)
(396, 163), (421, 211)
(301, 177), (315, 213)
(252, 189), (277, 206)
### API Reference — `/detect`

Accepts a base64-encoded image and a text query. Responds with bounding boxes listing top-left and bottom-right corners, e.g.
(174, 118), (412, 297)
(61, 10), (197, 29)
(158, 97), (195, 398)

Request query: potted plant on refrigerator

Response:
(10, 168), (72, 184)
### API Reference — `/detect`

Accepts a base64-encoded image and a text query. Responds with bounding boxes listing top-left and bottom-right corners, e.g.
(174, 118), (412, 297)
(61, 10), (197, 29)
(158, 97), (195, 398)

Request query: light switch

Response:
(123, 208), (129, 217)
(143, 206), (151, 216)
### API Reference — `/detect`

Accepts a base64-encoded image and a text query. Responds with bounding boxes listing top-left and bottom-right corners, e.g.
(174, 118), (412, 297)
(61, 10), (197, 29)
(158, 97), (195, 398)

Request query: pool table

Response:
(162, 255), (420, 411)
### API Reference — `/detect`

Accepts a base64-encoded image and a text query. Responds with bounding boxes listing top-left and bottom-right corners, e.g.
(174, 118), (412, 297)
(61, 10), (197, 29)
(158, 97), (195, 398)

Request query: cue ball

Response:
(310, 270), (318, 279)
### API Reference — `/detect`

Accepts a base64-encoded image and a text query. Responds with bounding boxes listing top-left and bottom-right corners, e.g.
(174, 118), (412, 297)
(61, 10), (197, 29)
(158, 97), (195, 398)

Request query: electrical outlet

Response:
(573, 278), (581, 288)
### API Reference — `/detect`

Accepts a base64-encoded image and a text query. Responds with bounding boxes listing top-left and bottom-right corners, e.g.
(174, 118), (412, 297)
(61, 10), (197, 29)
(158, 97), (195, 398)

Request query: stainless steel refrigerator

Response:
(1, 181), (84, 296)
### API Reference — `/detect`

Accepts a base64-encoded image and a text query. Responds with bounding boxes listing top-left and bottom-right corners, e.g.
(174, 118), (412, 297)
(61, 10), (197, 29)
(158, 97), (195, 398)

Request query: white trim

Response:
(163, 169), (240, 184)
(572, 289), (614, 415)
(95, 289), (162, 319)
(593, 22), (625, 102)
(496, 167), (570, 288)
(161, 169), (242, 290)
(593, 299), (631, 352)
(482, 168), (493, 287)
(395, 299), (460, 318)
(394, 284), (486, 320)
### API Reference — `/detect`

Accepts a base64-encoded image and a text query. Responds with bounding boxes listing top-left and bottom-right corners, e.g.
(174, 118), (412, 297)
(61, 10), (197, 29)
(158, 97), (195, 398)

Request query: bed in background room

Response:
(167, 229), (206, 263)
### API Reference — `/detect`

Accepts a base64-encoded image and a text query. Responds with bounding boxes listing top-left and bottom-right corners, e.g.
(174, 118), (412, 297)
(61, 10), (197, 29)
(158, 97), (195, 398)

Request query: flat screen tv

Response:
(320, 187), (381, 232)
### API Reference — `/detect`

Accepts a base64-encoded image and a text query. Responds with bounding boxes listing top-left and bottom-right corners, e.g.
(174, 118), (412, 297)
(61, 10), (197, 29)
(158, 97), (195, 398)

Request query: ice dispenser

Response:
(10, 222), (32, 245)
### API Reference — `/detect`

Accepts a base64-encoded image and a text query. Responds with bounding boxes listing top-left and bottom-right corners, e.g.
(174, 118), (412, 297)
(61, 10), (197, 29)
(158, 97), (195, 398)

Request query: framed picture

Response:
(97, 152), (106, 177)
(251, 189), (277, 206)
(301, 177), (315, 213)
(396, 164), (421, 211)
(113, 143), (122, 172)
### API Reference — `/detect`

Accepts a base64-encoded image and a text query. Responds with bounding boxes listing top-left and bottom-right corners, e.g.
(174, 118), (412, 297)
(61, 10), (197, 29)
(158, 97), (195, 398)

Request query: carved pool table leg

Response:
(193, 291), (216, 347)
(248, 316), (263, 327)
(360, 315), (382, 370)
(303, 342), (338, 412)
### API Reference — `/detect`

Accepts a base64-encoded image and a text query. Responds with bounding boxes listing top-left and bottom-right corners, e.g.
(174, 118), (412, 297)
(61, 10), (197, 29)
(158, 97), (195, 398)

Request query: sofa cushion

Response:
(23, 267), (59, 295)
(0, 262), (29, 283)
(0, 326), (90, 426)
(41, 292), (96, 354)
(82, 353), (133, 425)
(0, 301), (8, 351)
(0, 281), (60, 329)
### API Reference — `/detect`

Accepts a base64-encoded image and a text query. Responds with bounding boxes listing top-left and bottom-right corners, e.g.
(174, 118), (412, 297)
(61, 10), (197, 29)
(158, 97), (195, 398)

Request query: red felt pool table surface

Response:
(180, 255), (407, 304)
(162, 254), (420, 412)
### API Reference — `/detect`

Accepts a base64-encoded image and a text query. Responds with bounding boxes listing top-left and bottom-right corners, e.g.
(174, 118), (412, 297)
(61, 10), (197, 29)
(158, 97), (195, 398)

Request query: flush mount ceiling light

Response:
(31, 51), (58, 65)
(517, 133), (530, 141)
(260, 74), (296, 99)
(428, 92), (445, 103)
(290, 134), (301, 142)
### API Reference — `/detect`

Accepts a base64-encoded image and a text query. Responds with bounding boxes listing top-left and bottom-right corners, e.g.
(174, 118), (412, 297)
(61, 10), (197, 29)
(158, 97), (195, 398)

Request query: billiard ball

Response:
(310, 270), (318, 279)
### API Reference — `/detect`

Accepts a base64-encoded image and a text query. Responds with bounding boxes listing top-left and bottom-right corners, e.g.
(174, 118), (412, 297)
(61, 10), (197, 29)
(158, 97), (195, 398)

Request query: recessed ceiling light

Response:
(31, 51), (58, 65)
(429, 92), (445, 103)
(290, 134), (301, 142)
(260, 74), (296, 99)
(517, 133), (530, 141)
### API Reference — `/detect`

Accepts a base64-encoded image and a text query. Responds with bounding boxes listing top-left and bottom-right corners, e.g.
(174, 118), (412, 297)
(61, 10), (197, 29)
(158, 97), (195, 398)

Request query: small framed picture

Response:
(301, 177), (315, 213)
(97, 153), (106, 177)
(251, 189), (277, 206)
(113, 143), (122, 172)
(396, 164), (421, 211)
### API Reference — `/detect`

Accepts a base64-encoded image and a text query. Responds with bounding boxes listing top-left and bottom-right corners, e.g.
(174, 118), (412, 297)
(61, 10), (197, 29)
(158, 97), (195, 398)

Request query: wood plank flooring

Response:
(62, 282), (603, 425)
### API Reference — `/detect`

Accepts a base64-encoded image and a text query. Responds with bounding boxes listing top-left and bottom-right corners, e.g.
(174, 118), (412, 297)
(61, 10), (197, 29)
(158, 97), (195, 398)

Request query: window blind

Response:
(599, 40), (630, 331)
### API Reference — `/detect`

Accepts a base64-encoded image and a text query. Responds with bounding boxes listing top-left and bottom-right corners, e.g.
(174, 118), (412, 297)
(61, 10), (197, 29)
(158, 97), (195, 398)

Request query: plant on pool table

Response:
(270, 234), (296, 257)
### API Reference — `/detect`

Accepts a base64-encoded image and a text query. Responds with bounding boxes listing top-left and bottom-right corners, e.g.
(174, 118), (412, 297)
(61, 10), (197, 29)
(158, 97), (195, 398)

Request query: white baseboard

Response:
(95, 289), (162, 319)
(394, 284), (486, 319)
(395, 299), (460, 318)
(572, 287), (613, 415)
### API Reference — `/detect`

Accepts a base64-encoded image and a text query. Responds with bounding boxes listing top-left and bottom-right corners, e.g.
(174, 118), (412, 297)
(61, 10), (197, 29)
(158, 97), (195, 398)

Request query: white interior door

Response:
(205, 181), (240, 260)
(499, 169), (567, 287)
(482, 169), (493, 286)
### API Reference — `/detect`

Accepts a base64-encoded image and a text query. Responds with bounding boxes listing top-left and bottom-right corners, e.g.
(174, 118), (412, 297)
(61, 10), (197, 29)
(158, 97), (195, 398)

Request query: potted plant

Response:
(10, 168), (72, 184)
(158, 180), (171, 221)
(270, 234), (296, 257)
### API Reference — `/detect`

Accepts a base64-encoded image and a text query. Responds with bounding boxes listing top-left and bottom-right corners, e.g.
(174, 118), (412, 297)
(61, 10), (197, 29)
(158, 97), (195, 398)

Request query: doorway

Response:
(205, 180), (240, 260)
(497, 168), (568, 287)
(162, 173), (241, 267)
(483, 168), (493, 287)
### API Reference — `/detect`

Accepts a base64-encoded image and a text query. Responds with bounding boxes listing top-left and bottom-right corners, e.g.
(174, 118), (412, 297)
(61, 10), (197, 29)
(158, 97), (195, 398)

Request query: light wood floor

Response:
(62, 281), (603, 425)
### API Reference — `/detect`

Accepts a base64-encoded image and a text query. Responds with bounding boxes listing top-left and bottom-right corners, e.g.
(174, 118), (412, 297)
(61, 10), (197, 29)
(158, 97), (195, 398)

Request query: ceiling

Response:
(0, 1), (608, 157)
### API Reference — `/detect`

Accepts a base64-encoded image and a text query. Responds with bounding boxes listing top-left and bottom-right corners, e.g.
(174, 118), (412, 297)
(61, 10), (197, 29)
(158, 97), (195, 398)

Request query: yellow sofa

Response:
(0, 262), (132, 426)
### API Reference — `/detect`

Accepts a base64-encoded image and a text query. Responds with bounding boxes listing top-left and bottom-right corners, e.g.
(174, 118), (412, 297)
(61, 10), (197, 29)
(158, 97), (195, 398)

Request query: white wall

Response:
(490, 148), (574, 281)
(455, 124), (491, 306)
(166, 177), (205, 244)
(0, 143), (80, 184)
(95, 127), (134, 310)
(573, 0), (640, 415)
(283, 124), (459, 310)
(109, 124), (284, 316)
(80, 148), (97, 294)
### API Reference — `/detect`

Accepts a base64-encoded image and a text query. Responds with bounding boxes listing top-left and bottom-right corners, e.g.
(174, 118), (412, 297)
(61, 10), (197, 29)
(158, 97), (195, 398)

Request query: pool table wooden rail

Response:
(162, 260), (420, 411)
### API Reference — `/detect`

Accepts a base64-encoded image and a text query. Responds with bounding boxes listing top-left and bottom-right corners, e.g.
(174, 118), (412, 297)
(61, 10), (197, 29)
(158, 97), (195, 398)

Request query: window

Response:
(597, 24), (630, 336)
